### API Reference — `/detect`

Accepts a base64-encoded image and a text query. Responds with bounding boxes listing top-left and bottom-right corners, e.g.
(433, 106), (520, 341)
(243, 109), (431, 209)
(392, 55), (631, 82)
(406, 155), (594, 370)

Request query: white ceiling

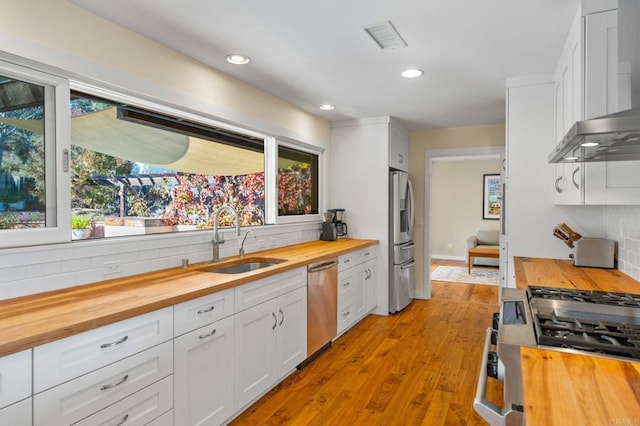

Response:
(71, 0), (580, 130)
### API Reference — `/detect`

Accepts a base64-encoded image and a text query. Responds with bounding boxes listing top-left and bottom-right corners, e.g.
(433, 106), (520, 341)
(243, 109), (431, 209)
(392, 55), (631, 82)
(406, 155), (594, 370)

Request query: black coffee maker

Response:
(329, 209), (348, 239)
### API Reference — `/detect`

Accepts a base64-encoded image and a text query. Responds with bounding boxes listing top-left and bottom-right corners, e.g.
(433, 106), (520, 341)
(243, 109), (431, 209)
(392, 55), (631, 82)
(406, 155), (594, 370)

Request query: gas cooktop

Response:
(528, 286), (640, 360)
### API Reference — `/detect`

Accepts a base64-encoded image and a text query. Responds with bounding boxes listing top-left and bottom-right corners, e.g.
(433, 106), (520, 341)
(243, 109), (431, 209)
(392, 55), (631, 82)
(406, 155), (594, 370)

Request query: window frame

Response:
(0, 61), (70, 249)
(273, 138), (323, 225)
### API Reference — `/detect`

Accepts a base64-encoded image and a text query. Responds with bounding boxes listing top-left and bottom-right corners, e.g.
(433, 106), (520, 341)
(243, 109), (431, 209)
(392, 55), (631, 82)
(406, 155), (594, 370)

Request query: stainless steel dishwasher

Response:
(305, 258), (338, 362)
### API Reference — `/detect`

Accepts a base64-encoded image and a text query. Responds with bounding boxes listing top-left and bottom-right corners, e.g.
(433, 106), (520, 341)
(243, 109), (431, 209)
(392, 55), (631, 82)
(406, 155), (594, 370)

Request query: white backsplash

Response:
(605, 205), (640, 282)
(0, 223), (320, 300)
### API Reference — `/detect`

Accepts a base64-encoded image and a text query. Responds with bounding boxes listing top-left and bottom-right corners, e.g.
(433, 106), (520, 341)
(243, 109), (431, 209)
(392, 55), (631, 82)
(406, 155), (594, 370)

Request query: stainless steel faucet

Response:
(212, 205), (241, 262)
(239, 230), (256, 257)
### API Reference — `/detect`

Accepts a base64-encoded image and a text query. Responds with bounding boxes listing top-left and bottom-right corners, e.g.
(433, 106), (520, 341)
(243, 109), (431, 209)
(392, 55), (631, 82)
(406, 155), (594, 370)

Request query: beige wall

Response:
(408, 124), (505, 295)
(0, 0), (330, 146)
(431, 159), (501, 257)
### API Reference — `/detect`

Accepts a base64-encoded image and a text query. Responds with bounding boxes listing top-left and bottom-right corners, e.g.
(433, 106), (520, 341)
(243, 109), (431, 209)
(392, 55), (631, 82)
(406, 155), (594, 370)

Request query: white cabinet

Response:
(73, 376), (173, 426)
(34, 341), (173, 426)
(0, 398), (32, 426)
(34, 307), (173, 393)
(0, 349), (31, 410)
(583, 7), (640, 204)
(174, 315), (235, 426)
(174, 288), (234, 337)
(389, 121), (409, 172)
(234, 285), (306, 409)
(337, 246), (377, 335)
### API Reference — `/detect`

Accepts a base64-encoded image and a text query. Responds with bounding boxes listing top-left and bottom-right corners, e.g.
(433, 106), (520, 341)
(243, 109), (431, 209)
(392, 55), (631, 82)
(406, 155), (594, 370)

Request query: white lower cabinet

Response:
(234, 286), (306, 410)
(337, 247), (378, 335)
(74, 376), (173, 426)
(147, 409), (174, 426)
(0, 398), (32, 426)
(174, 315), (235, 426)
(34, 340), (173, 426)
(0, 349), (31, 411)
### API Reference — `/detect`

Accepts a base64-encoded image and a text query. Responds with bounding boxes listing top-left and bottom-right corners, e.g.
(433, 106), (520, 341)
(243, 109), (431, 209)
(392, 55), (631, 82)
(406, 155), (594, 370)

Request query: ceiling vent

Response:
(363, 21), (408, 50)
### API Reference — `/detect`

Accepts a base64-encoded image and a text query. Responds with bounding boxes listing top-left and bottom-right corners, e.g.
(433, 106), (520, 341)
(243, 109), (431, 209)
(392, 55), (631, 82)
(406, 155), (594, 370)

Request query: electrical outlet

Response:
(104, 260), (122, 275)
(447, 242), (453, 249)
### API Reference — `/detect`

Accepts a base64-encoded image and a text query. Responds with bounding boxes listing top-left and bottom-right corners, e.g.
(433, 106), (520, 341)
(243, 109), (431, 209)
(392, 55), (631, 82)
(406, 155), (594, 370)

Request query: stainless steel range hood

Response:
(549, 0), (640, 163)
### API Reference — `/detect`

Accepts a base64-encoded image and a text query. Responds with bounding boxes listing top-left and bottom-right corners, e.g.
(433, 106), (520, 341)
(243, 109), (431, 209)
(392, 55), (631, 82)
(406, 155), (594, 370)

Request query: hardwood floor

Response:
(231, 260), (503, 425)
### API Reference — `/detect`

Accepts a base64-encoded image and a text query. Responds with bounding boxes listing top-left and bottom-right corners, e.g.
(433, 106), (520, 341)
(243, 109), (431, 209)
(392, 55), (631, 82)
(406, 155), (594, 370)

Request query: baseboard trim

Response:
(431, 254), (466, 261)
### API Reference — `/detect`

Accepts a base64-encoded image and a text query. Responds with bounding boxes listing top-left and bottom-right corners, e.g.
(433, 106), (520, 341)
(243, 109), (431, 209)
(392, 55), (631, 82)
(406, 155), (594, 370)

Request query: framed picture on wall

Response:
(483, 174), (501, 220)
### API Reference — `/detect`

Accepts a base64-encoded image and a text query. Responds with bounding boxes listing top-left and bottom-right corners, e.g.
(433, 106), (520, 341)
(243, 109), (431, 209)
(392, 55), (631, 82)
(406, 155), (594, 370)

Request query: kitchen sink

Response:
(200, 258), (286, 274)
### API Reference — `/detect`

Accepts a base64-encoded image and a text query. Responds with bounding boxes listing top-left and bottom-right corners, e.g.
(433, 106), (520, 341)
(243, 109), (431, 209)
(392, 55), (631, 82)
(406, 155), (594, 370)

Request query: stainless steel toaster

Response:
(571, 238), (616, 268)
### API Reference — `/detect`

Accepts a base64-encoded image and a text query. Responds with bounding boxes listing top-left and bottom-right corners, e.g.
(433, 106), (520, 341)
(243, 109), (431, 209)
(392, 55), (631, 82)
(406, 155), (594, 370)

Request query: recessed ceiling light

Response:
(319, 104), (335, 111)
(226, 54), (250, 65)
(581, 141), (599, 147)
(401, 69), (424, 78)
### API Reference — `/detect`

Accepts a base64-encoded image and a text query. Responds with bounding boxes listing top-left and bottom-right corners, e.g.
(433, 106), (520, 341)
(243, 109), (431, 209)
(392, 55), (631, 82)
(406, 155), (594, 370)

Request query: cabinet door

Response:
(585, 9), (618, 119)
(363, 260), (377, 312)
(274, 287), (306, 377)
(234, 299), (277, 409)
(174, 315), (234, 426)
(0, 349), (31, 410)
(389, 124), (409, 172)
(0, 398), (32, 426)
(353, 264), (367, 320)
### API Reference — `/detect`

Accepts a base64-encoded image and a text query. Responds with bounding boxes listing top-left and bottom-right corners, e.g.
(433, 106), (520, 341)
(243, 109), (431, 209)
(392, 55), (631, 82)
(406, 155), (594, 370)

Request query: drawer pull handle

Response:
(197, 305), (215, 314)
(343, 310), (350, 317)
(100, 335), (128, 349)
(199, 328), (216, 339)
(279, 308), (284, 326)
(344, 281), (351, 288)
(343, 259), (350, 263)
(100, 374), (129, 390)
(272, 312), (278, 330)
(116, 414), (129, 426)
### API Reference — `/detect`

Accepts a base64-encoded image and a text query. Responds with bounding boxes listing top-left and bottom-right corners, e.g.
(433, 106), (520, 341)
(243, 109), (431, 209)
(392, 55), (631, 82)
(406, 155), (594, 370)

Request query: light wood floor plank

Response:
(231, 260), (502, 425)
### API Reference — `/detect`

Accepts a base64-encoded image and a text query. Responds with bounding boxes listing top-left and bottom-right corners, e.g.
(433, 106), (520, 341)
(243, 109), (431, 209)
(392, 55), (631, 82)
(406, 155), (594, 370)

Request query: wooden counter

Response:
(514, 256), (640, 293)
(0, 239), (377, 357)
(514, 256), (640, 425)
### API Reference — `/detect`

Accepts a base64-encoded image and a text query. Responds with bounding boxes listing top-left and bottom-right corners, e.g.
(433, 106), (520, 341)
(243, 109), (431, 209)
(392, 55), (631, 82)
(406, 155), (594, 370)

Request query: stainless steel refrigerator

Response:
(389, 170), (416, 314)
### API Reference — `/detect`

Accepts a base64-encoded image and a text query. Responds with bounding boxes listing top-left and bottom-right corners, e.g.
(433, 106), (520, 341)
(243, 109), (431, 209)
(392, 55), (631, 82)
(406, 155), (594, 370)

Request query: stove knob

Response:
(490, 330), (497, 345)
(492, 312), (500, 330)
(487, 361), (499, 379)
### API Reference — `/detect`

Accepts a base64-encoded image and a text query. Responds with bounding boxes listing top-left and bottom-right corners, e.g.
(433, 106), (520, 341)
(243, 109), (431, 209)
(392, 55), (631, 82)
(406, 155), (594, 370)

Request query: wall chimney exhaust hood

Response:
(549, 0), (640, 163)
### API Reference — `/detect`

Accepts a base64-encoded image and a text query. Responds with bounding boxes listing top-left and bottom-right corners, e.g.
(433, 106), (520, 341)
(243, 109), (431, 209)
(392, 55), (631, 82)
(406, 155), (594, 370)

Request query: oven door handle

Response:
(474, 327), (507, 426)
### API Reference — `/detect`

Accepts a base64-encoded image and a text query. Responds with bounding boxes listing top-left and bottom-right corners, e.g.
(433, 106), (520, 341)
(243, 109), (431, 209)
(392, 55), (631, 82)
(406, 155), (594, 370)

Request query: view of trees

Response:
(1, 92), (315, 233)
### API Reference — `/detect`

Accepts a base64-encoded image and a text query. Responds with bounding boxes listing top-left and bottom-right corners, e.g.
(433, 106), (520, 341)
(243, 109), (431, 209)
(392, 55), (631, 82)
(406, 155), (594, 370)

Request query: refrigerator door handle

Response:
(407, 178), (415, 239)
(400, 244), (415, 250)
(400, 260), (416, 269)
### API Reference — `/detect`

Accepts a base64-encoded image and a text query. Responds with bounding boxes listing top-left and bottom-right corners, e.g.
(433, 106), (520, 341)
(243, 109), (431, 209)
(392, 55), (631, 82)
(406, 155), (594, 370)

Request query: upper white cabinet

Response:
(389, 121), (409, 172)
(554, 2), (640, 205)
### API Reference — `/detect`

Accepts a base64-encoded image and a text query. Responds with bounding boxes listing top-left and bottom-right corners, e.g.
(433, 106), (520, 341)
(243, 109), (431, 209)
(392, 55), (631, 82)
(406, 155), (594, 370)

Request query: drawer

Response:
(338, 268), (357, 298)
(0, 397), (32, 426)
(337, 294), (355, 334)
(235, 267), (305, 312)
(146, 409), (174, 426)
(174, 287), (234, 336)
(74, 375), (173, 426)
(0, 349), (31, 409)
(338, 246), (377, 271)
(34, 340), (173, 426)
(34, 307), (173, 392)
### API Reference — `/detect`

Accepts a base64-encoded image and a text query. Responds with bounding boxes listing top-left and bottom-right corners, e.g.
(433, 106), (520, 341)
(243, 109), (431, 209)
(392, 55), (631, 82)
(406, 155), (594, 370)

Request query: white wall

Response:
(431, 159), (501, 259)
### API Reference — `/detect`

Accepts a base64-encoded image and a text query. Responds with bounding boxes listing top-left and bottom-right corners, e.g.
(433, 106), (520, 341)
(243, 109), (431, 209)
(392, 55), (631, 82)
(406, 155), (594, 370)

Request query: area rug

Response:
(431, 265), (499, 286)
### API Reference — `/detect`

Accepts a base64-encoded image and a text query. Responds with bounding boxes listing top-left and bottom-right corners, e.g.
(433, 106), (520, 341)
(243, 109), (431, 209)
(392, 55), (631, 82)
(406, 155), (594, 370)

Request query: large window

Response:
(69, 91), (267, 239)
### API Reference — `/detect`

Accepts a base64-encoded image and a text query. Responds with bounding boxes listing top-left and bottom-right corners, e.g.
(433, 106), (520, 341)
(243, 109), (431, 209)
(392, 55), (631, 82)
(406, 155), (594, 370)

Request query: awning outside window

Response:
(0, 107), (265, 176)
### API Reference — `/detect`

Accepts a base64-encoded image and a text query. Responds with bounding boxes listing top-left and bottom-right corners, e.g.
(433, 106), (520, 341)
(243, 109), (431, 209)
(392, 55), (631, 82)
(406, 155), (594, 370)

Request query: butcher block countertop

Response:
(514, 256), (640, 425)
(0, 239), (377, 357)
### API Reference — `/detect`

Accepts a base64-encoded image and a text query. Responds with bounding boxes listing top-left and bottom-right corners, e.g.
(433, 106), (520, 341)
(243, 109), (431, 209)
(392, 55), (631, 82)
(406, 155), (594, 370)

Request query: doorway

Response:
(420, 146), (504, 298)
